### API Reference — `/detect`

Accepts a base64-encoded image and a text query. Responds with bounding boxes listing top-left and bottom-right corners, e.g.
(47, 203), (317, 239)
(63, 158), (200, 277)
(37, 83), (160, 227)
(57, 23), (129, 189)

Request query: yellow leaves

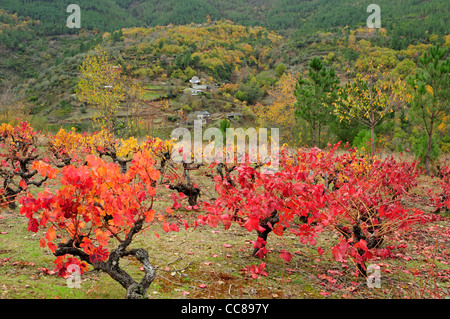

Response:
(425, 85), (434, 96)
(163, 139), (175, 154)
(51, 127), (88, 157)
(119, 21), (279, 75)
(0, 123), (13, 136)
(252, 71), (298, 143)
(335, 72), (403, 128)
(241, 43), (253, 55)
(348, 34), (356, 47)
(161, 99), (172, 111)
(117, 137), (140, 158)
(76, 45), (128, 132)
(438, 115), (449, 133)
(445, 34), (450, 48)
(85, 129), (115, 154)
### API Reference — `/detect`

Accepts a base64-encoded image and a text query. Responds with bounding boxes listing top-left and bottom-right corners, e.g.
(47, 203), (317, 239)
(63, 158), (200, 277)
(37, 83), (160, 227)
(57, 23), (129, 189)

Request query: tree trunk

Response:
(318, 123), (322, 148)
(102, 247), (156, 299)
(169, 183), (200, 206)
(54, 219), (156, 299)
(252, 211), (280, 257)
(425, 131), (432, 174)
(311, 124), (317, 147)
(370, 125), (375, 156)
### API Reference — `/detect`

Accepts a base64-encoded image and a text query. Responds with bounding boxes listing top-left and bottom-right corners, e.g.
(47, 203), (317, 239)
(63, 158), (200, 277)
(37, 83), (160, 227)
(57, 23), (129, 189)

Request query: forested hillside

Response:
(0, 1), (449, 159)
(1, 0), (448, 41)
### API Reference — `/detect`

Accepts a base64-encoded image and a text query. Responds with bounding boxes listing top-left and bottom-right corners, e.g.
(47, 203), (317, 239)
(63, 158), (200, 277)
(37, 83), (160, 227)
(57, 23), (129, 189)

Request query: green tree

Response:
(407, 45), (449, 173)
(184, 66), (197, 80)
(275, 63), (287, 78)
(333, 63), (404, 155)
(237, 80), (264, 105)
(294, 57), (339, 147)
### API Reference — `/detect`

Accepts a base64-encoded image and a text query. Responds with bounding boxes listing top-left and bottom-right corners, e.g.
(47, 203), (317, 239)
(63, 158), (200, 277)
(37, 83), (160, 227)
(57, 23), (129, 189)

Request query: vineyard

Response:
(0, 122), (449, 299)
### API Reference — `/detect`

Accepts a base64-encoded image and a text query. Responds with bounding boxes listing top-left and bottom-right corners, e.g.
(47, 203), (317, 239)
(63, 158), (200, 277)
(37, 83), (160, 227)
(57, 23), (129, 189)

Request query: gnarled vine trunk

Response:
(252, 210), (280, 257)
(55, 219), (156, 299)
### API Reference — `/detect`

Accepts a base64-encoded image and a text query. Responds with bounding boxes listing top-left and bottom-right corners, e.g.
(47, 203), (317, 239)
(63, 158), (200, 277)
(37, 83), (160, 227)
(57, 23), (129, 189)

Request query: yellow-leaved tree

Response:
(76, 46), (126, 132)
(252, 71), (299, 144)
(333, 62), (405, 155)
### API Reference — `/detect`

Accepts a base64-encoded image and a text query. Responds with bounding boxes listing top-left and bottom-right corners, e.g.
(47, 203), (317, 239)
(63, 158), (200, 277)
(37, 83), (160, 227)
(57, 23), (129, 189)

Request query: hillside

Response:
(0, 1), (449, 157)
(0, 13), (286, 134)
(1, 0), (448, 40)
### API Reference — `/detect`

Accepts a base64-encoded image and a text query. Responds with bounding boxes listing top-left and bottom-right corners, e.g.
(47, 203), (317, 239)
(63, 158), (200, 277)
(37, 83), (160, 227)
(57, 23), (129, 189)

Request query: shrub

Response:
(353, 129), (375, 154)
(275, 63), (287, 77)
(234, 91), (246, 102)
(19, 151), (182, 299)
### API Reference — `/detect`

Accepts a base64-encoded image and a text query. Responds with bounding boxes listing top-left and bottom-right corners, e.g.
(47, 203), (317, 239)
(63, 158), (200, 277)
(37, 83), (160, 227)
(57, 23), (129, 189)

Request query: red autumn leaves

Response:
(205, 143), (440, 274)
(18, 150), (175, 276)
(5, 121), (449, 281)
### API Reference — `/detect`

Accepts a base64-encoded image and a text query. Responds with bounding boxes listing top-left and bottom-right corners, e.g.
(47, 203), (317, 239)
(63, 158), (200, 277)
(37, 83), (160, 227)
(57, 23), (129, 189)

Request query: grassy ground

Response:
(141, 84), (168, 101)
(0, 160), (449, 299)
(1, 209), (448, 299)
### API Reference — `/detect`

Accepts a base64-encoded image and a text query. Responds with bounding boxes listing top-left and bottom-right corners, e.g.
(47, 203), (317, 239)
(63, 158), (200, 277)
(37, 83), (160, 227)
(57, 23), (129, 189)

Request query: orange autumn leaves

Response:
(19, 149), (169, 268)
(32, 161), (59, 179)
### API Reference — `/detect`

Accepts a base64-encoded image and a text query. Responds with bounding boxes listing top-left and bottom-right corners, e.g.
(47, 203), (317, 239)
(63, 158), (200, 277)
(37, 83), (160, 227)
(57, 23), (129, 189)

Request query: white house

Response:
(189, 76), (202, 85)
(192, 84), (207, 91)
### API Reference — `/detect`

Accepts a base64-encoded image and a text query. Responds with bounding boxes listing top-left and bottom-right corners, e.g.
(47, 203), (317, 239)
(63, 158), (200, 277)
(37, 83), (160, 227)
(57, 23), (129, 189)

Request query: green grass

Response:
(141, 91), (166, 101)
(1, 164), (449, 299)
(1, 208), (448, 299)
(141, 84), (168, 101)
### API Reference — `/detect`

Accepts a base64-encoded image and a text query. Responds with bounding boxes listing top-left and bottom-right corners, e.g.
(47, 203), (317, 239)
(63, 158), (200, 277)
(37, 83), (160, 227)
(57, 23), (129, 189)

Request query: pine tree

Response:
(407, 45), (449, 173)
(294, 57), (339, 147)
